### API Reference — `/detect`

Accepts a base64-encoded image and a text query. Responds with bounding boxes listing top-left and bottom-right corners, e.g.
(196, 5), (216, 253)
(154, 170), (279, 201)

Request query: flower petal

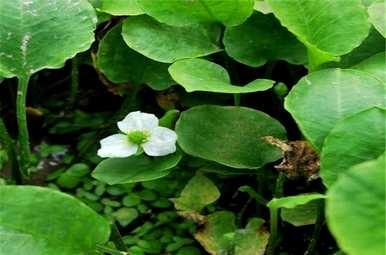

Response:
(117, 111), (159, 134)
(142, 127), (177, 156)
(97, 134), (138, 158)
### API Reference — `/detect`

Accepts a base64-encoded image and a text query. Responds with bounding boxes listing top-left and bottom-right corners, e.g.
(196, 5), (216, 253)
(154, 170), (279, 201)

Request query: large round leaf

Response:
(121, 15), (221, 63)
(285, 68), (385, 152)
(137, 0), (254, 27)
(92, 153), (182, 184)
(368, 1), (386, 38)
(0, 186), (110, 255)
(169, 58), (274, 93)
(223, 12), (307, 67)
(176, 105), (287, 169)
(0, 0), (96, 78)
(267, 0), (370, 68)
(326, 153), (386, 255)
(97, 25), (173, 90)
(320, 107), (386, 187)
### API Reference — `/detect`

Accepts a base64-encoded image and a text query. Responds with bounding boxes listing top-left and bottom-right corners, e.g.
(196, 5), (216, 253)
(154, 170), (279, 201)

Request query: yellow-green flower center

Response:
(127, 130), (150, 145)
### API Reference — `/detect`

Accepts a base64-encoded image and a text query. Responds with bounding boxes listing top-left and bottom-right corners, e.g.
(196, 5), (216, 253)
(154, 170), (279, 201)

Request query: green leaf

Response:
(353, 52), (386, 82)
(92, 153), (182, 184)
(194, 211), (236, 255)
(121, 15), (221, 63)
(223, 12), (307, 67)
(320, 107), (386, 187)
(326, 153), (386, 255)
(96, 0), (144, 16)
(368, 1), (386, 38)
(97, 25), (174, 90)
(281, 200), (321, 226)
(267, 193), (325, 209)
(169, 58), (274, 93)
(234, 218), (270, 255)
(0, 0), (96, 78)
(0, 186), (110, 255)
(267, 0), (370, 69)
(172, 172), (220, 212)
(337, 28), (385, 68)
(285, 68), (385, 152)
(176, 105), (287, 169)
(136, 0), (254, 27)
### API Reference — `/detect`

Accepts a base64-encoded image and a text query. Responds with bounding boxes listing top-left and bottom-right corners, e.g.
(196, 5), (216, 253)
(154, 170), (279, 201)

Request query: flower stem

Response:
(68, 56), (79, 109)
(267, 173), (286, 255)
(16, 75), (31, 176)
(96, 245), (128, 255)
(0, 117), (21, 183)
(305, 202), (325, 255)
(110, 223), (128, 252)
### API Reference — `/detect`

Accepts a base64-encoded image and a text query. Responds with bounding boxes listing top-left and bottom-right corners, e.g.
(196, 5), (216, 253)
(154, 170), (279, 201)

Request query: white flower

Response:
(97, 111), (177, 158)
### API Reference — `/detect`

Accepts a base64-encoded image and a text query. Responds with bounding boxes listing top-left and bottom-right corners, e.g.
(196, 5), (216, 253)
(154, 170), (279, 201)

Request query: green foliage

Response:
(368, 1), (386, 38)
(326, 153), (386, 255)
(285, 68), (385, 152)
(267, 0), (370, 69)
(172, 172), (220, 212)
(0, 186), (110, 255)
(320, 107), (386, 187)
(169, 58), (274, 93)
(176, 105), (286, 168)
(121, 15), (221, 63)
(136, 0), (254, 27)
(92, 152), (182, 184)
(1, 0), (385, 254)
(223, 12), (307, 67)
(0, 0), (96, 78)
(96, 0), (144, 16)
(97, 25), (174, 89)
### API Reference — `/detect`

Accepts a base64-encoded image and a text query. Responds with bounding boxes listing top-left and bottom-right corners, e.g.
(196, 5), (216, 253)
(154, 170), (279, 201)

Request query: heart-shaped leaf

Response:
(137, 0), (254, 27)
(121, 15), (221, 63)
(97, 25), (174, 90)
(353, 52), (386, 83)
(172, 172), (220, 212)
(176, 105), (286, 169)
(0, 186), (110, 255)
(96, 0), (144, 16)
(368, 1), (386, 38)
(326, 153), (386, 255)
(285, 68), (385, 152)
(320, 107), (386, 187)
(0, 0), (96, 78)
(92, 153), (182, 184)
(234, 218), (270, 255)
(194, 211), (236, 255)
(223, 12), (307, 67)
(169, 58), (274, 93)
(267, 0), (370, 69)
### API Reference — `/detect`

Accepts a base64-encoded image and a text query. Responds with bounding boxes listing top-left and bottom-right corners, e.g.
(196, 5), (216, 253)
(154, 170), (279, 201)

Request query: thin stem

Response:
(16, 75), (31, 176)
(305, 202), (325, 255)
(96, 245), (128, 255)
(267, 173), (286, 255)
(110, 223), (128, 252)
(68, 57), (79, 109)
(233, 94), (241, 106)
(0, 118), (21, 183)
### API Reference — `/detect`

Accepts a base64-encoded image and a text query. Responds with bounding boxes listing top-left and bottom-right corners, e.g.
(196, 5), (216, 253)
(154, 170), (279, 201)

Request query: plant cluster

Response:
(0, 0), (385, 255)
